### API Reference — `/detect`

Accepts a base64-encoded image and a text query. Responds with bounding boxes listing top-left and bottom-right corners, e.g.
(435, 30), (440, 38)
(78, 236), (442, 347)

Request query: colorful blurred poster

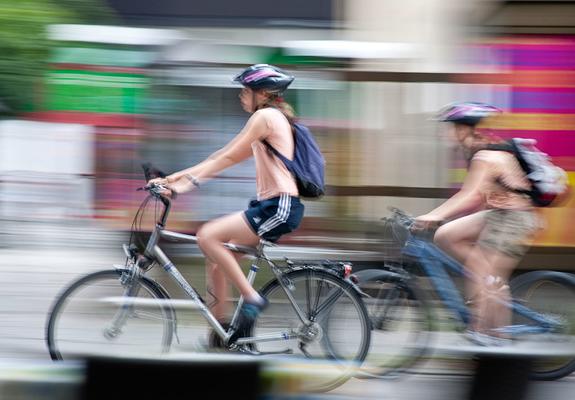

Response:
(472, 35), (575, 247)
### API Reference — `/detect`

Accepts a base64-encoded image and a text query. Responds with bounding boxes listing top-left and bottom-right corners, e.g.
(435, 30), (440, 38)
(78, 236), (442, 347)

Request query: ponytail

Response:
(256, 93), (296, 125)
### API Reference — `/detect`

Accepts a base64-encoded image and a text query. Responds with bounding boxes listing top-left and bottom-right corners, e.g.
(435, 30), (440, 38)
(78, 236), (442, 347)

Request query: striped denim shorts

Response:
(243, 194), (304, 242)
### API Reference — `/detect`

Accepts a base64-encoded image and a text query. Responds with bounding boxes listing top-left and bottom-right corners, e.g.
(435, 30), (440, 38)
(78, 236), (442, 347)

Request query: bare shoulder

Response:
(252, 107), (278, 119)
(244, 109), (272, 130)
(259, 107), (289, 120)
(250, 108), (287, 132)
(247, 108), (272, 126)
(472, 149), (506, 164)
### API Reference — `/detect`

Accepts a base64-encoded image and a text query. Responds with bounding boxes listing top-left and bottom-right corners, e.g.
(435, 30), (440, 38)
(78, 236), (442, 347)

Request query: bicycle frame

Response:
(402, 233), (561, 335)
(127, 193), (319, 348)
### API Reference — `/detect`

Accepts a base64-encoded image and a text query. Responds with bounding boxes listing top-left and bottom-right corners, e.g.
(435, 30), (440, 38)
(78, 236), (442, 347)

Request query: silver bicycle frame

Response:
(133, 193), (312, 346)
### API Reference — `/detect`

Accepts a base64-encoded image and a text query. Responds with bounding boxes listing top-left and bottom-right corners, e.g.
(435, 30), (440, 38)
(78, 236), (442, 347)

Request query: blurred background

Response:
(0, 0), (574, 398)
(0, 0), (574, 266)
(1, 0), (574, 266)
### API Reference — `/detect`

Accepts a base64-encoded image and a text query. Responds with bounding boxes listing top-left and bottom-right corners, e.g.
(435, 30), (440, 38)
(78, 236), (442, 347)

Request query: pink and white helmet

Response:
(233, 64), (294, 94)
(436, 102), (502, 126)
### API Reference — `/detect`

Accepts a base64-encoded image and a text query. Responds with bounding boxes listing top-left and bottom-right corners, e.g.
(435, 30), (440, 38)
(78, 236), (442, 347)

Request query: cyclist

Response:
(147, 64), (304, 342)
(414, 102), (541, 345)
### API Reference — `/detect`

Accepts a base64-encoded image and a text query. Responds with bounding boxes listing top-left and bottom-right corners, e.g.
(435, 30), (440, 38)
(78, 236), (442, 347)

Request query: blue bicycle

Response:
(354, 207), (575, 380)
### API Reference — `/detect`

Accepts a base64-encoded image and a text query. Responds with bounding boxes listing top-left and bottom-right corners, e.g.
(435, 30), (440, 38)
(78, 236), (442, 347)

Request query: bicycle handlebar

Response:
(137, 163), (173, 225)
(387, 207), (415, 230)
(385, 207), (435, 245)
(138, 183), (169, 196)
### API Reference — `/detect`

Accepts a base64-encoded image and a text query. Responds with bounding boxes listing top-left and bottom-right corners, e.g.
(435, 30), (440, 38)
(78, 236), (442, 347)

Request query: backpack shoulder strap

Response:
(483, 141), (514, 152)
(478, 140), (533, 195)
(262, 139), (286, 160)
(262, 111), (296, 164)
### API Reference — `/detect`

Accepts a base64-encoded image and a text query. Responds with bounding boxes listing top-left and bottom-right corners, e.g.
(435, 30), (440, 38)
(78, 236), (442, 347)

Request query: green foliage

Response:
(0, 0), (116, 113)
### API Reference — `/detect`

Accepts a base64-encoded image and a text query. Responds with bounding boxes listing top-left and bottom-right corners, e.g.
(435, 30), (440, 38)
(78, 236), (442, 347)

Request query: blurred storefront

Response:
(27, 25), (178, 229)
(5, 0), (573, 268)
(465, 35), (575, 248)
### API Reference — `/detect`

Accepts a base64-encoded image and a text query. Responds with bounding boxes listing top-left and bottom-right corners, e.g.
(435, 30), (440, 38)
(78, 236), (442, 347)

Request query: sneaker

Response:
(230, 297), (269, 344)
(464, 330), (511, 347)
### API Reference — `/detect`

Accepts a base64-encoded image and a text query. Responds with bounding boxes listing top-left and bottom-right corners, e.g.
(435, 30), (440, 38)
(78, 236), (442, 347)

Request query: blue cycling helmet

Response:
(233, 64), (294, 94)
(436, 102), (502, 126)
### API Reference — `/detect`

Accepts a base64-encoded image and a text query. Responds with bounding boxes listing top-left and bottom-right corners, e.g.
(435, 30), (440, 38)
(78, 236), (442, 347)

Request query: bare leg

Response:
(474, 210), (538, 336)
(434, 212), (487, 307)
(206, 253), (243, 321)
(197, 212), (260, 319)
(461, 244), (498, 332)
(478, 249), (520, 336)
(434, 211), (486, 264)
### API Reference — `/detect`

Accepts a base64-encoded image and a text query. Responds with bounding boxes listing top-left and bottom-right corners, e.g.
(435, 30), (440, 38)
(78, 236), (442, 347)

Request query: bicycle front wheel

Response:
(255, 269), (371, 392)
(510, 270), (575, 381)
(354, 269), (432, 379)
(46, 269), (175, 361)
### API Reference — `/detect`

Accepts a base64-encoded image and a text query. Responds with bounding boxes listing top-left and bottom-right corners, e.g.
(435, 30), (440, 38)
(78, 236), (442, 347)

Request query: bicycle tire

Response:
(510, 270), (575, 381)
(254, 268), (371, 392)
(46, 269), (176, 361)
(353, 268), (433, 379)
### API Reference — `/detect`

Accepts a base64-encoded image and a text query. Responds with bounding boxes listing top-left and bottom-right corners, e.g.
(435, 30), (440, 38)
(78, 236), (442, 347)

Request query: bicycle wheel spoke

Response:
(46, 269), (175, 360)
(510, 272), (575, 380)
(254, 269), (370, 392)
(314, 286), (344, 321)
(306, 271), (313, 318)
(310, 274), (326, 320)
(132, 310), (173, 322)
(355, 271), (432, 379)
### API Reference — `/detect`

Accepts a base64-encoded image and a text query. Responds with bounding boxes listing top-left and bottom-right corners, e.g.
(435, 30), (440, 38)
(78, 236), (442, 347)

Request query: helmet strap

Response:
(251, 90), (262, 113)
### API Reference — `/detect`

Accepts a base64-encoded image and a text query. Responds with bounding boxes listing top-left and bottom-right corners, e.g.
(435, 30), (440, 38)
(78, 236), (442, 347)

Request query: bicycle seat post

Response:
(256, 239), (274, 258)
(256, 240), (265, 255)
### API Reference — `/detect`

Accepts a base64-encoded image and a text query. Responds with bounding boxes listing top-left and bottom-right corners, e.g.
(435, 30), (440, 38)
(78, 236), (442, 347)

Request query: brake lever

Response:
(136, 184), (167, 194)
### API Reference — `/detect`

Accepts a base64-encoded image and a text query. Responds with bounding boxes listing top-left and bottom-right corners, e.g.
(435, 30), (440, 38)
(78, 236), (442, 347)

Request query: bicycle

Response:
(45, 166), (371, 392)
(354, 207), (575, 381)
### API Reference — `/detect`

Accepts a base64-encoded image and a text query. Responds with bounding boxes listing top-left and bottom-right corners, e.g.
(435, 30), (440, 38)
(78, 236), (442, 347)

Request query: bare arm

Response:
(164, 111), (269, 192)
(419, 159), (489, 222)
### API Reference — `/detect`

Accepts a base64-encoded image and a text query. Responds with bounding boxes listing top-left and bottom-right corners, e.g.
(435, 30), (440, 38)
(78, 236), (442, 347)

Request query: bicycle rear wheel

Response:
(46, 269), (175, 360)
(510, 270), (575, 380)
(254, 269), (371, 392)
(354, 268), (432, 378)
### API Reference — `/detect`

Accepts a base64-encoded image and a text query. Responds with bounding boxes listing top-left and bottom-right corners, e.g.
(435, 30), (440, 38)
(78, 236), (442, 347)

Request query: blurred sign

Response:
(468, 35), (575, 247)
(0, 121), (95, 222)
(44, 48), (150, 115)
(105, 0), (334, 27)
(0, 120), (94, 175)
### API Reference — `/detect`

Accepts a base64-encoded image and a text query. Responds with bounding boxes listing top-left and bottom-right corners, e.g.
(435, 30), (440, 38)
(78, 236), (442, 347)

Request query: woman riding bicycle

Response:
(414, 102), (541, 346)
(148, 64), (304, 341)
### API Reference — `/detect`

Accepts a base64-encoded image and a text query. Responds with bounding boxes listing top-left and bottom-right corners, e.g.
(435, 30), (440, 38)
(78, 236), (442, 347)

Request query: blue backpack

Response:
(264, 122), (326, 198)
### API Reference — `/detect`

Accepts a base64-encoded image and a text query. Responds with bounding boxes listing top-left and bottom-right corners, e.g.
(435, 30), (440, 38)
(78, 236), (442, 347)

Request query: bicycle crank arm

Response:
(257, 349), (294, 355)
(240, 348), (294, 356)
(298, 342), (312, 358)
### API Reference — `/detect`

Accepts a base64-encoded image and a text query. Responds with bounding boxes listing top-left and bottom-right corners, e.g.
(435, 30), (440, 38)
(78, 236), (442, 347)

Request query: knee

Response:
(484, 275), (509, 294)
(433, 226), (452, 251)
(196, 225), (215, 252)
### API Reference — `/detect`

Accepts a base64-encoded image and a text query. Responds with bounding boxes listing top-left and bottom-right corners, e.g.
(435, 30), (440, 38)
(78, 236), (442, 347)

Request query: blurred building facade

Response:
(1, 0), (574, 267)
